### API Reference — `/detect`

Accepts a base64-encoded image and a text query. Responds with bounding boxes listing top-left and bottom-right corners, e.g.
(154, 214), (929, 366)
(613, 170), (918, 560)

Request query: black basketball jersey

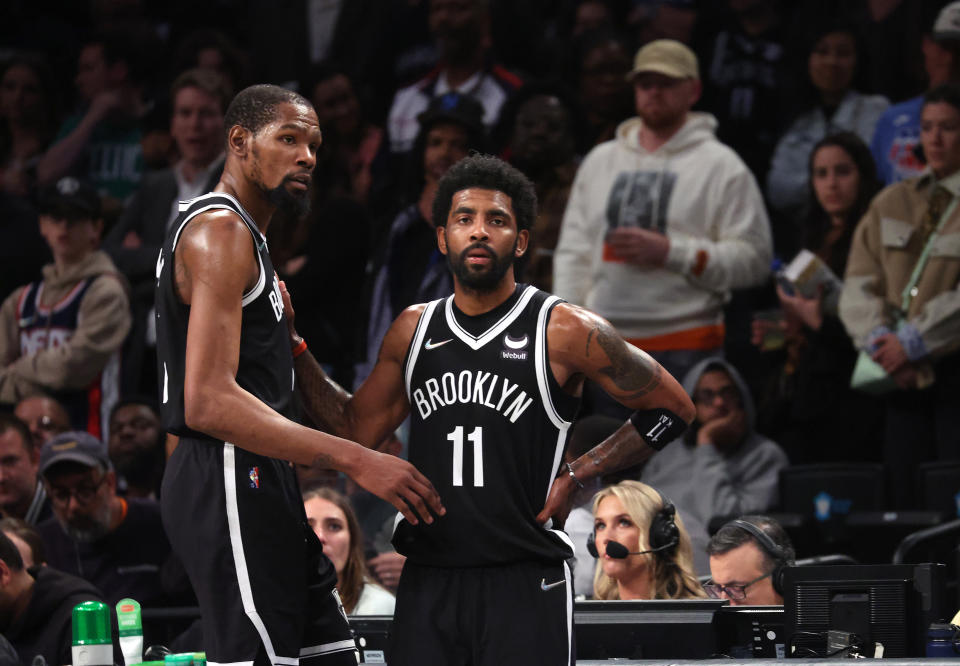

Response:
(155, 192), (294, 439)
(394, 285), (581, 567)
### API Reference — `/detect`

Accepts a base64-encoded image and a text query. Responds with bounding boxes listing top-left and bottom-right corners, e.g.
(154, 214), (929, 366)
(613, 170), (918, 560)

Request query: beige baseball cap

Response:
(934, 1), (960, 42)
(628, 39), (699, 81)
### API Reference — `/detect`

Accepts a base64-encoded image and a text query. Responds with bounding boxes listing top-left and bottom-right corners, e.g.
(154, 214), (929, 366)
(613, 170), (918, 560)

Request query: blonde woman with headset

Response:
(590, 480), (705, 600)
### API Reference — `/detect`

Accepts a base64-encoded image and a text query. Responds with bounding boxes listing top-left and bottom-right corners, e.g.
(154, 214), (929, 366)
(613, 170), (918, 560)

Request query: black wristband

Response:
(629, 408), (686, 451)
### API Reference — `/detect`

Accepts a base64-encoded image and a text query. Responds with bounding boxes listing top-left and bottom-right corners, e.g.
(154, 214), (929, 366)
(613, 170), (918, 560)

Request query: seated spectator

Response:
(36, 30), (149, 217)
(0, 178), (131, 437)
(354, 91), (484, 386)
(0, 415), (50, 526)
(108, 397), (164, 499)
(640, 359), (788, 574)
(870, 1), (960, 185)
(767, 18), (888, 226)
(36, 431), (171, 607)
(705, 515), (796, 606)
(0, 529), (104, 666)
(105, 68), (230, 395)
(840, 83), (960, 508)
(0, 517), (46, 567)
(591, 480), (704, 600)
(386, 0), (521, 155)
(497, 81), (583, 292)
(303, 487), (396, 615)
(0, 52), (58, 198)
(13, 395), (69, 452)
(754, 133), (883, 464)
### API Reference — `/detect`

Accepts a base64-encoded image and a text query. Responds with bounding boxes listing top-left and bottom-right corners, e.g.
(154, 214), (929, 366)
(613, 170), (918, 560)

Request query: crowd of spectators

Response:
(1, 0), (960, 659)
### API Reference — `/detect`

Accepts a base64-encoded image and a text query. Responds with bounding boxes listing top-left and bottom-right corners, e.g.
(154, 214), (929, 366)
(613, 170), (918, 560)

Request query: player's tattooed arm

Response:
(277, 280), (352, 435)
(545, 304), (695, 485)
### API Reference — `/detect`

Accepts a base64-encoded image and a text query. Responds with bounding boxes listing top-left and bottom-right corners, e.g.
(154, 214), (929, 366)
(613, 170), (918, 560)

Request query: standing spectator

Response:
(840, 83), (960, 508)
(0, 415), (51, 526)
(36, 431), (171, 606)
(108, 397), (164, 500)
(355, 91), (484, 386)
(554, 39), (772, 400)
(640, 359), (788, 574)
(0, 530), (105, 666)
(499, 82), (583, 292)
(767, 19), (888, 226)
(755, 133), (883, 464)
(36, 31), (148, 214)
(104, 68), (230, 396)
(386, 0), (521, 155)
(0, 178), (130, 438)
(870, 1), (960, 185)
(0, 53), (59, 198)
(694, 0), (791, 182)
(13, 395), (70, 452)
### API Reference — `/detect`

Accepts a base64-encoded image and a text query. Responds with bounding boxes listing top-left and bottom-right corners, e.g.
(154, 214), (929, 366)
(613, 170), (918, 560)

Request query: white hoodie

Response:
(554, 112), (772, 340)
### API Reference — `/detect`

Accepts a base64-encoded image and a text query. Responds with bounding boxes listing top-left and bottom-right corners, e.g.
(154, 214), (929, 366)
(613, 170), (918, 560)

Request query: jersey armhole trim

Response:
(535, 294), (570, 429)
(404, 299), (441, 399)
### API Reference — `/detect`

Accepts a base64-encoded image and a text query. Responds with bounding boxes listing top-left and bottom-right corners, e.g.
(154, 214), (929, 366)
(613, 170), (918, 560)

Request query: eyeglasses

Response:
(693, 386), (740, 405)
(703, 572), (772, 601)
(46, 475), (107, 506)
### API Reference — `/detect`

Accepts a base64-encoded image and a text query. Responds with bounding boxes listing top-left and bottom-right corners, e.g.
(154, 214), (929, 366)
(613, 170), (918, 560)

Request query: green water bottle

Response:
(72, 600), (113, 665)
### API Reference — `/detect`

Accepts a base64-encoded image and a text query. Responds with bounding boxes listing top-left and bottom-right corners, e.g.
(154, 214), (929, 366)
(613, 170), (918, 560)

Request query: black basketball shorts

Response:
(389, 560), (573, 666)
(162, 438), (358, 665)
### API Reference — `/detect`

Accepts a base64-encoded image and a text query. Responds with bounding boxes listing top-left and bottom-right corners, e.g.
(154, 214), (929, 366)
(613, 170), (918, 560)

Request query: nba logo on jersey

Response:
(249, 467), (260, 489)
(500, 334), (528, 361)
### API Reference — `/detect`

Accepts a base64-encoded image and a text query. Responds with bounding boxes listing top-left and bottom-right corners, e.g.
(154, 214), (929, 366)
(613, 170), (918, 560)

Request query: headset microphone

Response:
(604, 540), (675, 559)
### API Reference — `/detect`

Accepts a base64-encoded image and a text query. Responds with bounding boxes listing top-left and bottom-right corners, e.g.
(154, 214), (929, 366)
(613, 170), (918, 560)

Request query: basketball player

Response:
(154, 84), (443, 666)
(283, 154), (695, 665)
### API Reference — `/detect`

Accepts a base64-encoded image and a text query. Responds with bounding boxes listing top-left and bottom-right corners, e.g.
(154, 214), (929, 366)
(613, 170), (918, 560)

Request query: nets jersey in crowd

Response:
(395, 285), (580, 566)
(154, 192), (294, 437)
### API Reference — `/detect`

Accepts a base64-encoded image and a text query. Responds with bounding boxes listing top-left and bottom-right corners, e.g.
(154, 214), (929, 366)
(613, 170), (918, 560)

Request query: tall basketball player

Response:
(285, 154), (695, 665)
(154, 84), (443, 666)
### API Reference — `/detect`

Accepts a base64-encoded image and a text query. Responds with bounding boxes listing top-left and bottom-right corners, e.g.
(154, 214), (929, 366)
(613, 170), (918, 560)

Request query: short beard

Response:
(265, 181), (311, 217)
(250, 148), (311, 217)
(447, 239), (516, 291)
(58, 504), (112, 543)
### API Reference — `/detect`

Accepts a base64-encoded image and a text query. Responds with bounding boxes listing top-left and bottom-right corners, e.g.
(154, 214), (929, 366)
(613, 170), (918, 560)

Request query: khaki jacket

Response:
(840, 174), (960, 360)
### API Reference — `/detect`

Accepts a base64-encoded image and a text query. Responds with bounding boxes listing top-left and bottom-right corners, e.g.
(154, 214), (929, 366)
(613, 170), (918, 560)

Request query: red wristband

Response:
(292, 338), (307, 358)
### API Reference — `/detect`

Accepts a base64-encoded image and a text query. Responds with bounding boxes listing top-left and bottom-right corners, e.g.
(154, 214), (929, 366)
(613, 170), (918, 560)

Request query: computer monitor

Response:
(783, 563), (945, 658)
(348, 615), (392, 664)
(712, 605), (785, 659)
(574, 599), (725, 660)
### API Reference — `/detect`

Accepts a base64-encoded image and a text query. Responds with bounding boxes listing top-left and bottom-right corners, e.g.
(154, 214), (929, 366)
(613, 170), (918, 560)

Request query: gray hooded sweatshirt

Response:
(641, 357), (789, 574)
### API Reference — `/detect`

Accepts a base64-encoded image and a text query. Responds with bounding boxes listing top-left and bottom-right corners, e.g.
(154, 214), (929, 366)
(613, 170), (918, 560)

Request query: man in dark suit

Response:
(105, 68), (233, 394)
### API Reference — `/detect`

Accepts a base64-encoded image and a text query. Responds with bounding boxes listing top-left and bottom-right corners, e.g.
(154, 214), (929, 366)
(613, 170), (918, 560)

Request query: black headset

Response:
(587, 487), (680, 560)
(725, 519), (790, 597)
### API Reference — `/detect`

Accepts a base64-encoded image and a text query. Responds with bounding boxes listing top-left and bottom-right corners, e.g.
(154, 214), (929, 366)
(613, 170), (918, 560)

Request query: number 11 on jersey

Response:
(448, 426), (483, 487)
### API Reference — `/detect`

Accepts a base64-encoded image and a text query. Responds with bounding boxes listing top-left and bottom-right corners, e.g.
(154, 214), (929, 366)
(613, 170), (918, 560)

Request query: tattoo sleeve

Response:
(590, 321), (662, 400)
(573, 423), (657, 482)
(293, 348), (352, 435)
